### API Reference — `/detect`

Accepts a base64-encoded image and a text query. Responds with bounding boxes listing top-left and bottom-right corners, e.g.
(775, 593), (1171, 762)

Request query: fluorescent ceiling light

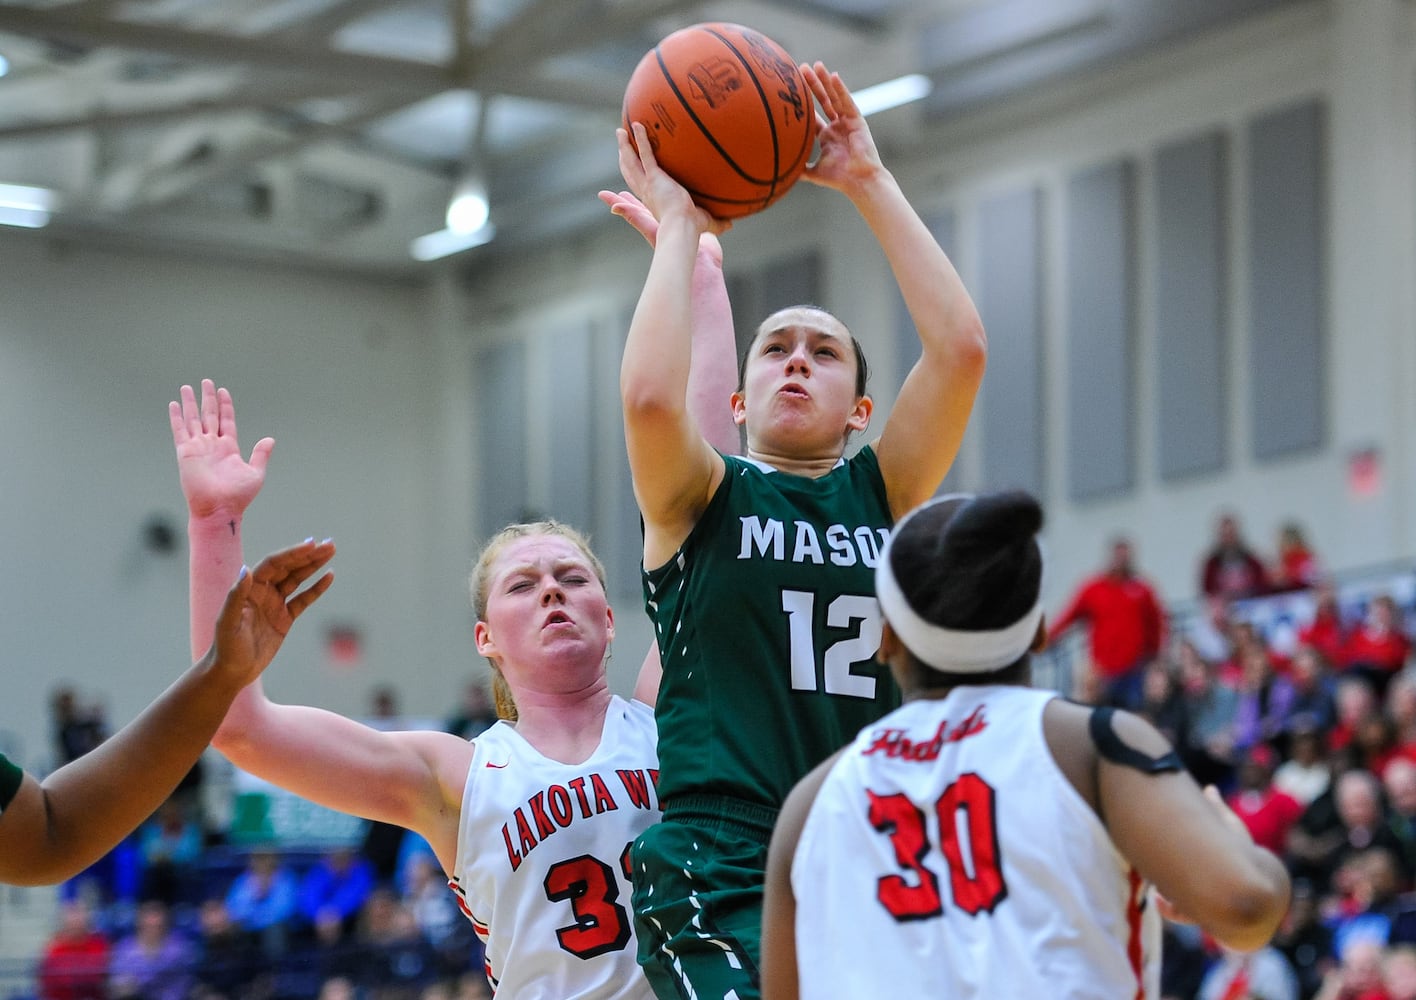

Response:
(0, 184), (56, 228)
(0, 54), (9, 79)
(852, 74), (933, 117)
(0, 182), (57, 212)
(0, 205), (50, 229)
(410, 224), (496, 261)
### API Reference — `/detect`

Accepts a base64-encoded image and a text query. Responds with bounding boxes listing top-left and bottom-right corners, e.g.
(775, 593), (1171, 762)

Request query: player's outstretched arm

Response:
(616, 124), (732, 568)
(0, 541), (333, 886)
(170, 379), (273, 662)
(799, 61), (987, 517)
(600, 189), (740, 457)
(1091, 708), (1291, 952)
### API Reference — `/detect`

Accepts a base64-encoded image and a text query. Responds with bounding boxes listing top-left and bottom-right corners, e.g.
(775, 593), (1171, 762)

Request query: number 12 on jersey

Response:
(868, 773), (1009, 921)
(781, 589), (882, 699)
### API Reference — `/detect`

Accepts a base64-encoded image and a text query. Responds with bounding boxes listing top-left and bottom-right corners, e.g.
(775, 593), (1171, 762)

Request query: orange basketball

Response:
(622, 22), (817, 219)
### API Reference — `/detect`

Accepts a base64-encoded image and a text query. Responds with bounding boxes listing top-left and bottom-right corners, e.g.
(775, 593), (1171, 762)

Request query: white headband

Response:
(875, 495), (1044, 674)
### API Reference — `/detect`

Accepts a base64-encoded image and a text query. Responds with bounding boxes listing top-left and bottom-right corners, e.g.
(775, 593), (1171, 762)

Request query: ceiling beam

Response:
(0, 8), (453, 91)
(0, 81), (352, 140)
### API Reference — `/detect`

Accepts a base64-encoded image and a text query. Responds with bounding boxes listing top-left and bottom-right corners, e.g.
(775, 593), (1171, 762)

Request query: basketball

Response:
(622, 22), (817, 219)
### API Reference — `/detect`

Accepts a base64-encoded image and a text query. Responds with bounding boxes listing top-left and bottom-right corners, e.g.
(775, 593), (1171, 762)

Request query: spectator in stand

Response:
(1047, 536), (1167, 710)
(1176, 639), (1240, 788)
(1311, 937), (1389, 1000)
(1287, 746), (1363, 893)
(1201, 511), (1271, 601)
(136, 795), (204, 905)
(1355, 713), (1402, 780)
(224, 849), (298, 955)
(37, 900), (110, 1000)
(1301, 583), (1351, 672)
(1331, 679), (1383, 756)
(1190, 595), (1238, 666)
(1383, 758), (1416, 881)
(50, 686), (108, 765)
(1344, 596), (1413, 701)
(1275, 723), (1335, 808)
(1328, 847), (1416, 960)
(1386, 946), (1416, 1000)
(403, 852), (479, 983)
(1272, 878), (1336, 1000)
(1273, 522), (1322, 594)
(1235, 644), (1299, 755)
(1387, 676), (1416, 757)
(1137, 659), (1190, 751)
(356, 885), (439, 1000)
(1197, 942), (1300, 1000)
(297, 847), (376, 937)
(108, 899), (197, 1000)
(1287, 646), (1340, 740)
(444, 679), (498, 742)
(1291, 770), (1407, 895)
(1229, 743), (1306, 856)
(190, 898), (265, 1000)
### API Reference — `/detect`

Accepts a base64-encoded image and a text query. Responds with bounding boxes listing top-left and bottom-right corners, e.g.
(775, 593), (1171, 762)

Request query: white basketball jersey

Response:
(449, 695), (660, 998)
(792, 687), (1161, 1000)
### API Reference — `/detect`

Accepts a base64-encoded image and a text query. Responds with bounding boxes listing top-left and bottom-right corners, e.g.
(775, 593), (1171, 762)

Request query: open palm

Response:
(169, 379), (273, 518)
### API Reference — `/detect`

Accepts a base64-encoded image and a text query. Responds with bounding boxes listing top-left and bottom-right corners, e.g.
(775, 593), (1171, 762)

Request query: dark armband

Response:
(1088, 707), (1185, 774)
(0, 751), (23, 814)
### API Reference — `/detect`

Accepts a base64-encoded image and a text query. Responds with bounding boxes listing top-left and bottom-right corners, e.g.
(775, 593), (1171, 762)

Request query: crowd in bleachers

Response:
(19, 683), (501, 1000)
(1051, 515), (1416, 1000)
(14, 515), (1416, 1000)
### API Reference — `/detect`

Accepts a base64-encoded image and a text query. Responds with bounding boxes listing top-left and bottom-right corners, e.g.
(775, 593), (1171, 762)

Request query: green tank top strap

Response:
(0, 751), (24, 813)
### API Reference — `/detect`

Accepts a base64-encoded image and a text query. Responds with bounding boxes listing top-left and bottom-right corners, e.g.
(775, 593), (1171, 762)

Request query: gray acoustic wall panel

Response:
(475, 338), (528, 540)
(1065, 159), (1136, 501)
(1247, 99), (1327, 460)
(977, 186), (1045, 496)
(1154, 132), (1228, 481)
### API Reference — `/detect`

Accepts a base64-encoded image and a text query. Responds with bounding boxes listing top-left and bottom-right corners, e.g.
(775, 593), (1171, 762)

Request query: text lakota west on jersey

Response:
(863, 705), (989, 762)
(501, 768), (660, 872)
(737, 516), (891, 566)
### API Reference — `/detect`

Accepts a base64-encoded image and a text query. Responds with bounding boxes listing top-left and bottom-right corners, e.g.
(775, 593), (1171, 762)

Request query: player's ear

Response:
(847, 394), (872, 433)
(731, 390), (748, 426)
(474, 620), (498, 660)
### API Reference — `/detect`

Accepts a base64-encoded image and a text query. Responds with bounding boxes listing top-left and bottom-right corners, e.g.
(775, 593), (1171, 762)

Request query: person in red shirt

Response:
(1272, 522), (1322, 593)
(1228, 743), (1306, 856)
(1301, 582), (1350, 670)
(1048, 536), (1166, 709)
(1344, 595), (1413, 700)
(37, 901), (110, 1000)
(1201, 512), (1271, 601)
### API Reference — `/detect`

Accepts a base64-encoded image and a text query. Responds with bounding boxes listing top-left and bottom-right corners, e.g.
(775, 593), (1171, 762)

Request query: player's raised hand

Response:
(799, 61), (885, 194)
(169, 379), (273, 518)
(615, 124), (730, 236)
(598, 188), (726, 267)
(203, 539), (335, 688)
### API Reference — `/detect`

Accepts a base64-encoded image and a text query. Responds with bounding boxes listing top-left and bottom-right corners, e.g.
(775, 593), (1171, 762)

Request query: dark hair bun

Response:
(891, 491), (1044, 632)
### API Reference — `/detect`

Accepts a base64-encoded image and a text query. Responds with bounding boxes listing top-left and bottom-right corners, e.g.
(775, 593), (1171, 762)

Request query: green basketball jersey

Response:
(644, 447), (901, 808)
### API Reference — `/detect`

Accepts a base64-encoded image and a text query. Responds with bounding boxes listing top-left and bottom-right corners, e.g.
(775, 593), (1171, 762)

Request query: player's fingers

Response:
(631, 122), (658, 169)
(168, 399), (187, 444)
(179, 383), (201, 436)
(217, 386), (237, 438)
(200, 379), (218, 434)
(248, 437), (274, 475)
(286, 572), (335, 621)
